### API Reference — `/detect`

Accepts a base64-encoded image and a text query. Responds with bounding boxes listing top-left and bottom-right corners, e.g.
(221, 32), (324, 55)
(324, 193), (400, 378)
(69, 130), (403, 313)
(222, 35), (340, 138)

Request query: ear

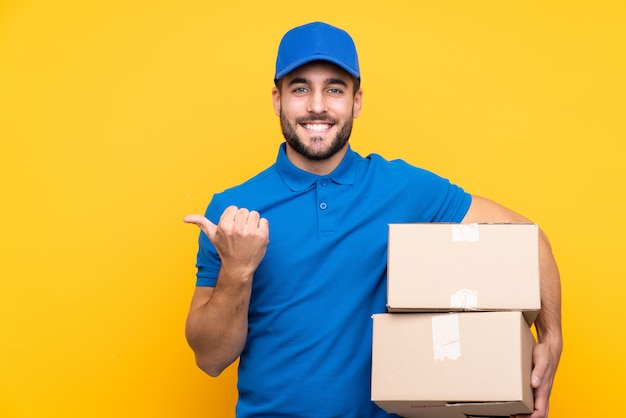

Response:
(272, 86), (281, 117)
(352, 88), (363, 118)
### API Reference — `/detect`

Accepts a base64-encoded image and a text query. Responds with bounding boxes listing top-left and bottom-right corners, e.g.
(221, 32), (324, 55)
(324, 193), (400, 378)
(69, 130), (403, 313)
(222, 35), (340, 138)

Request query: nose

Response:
(307, 90), (327, 114)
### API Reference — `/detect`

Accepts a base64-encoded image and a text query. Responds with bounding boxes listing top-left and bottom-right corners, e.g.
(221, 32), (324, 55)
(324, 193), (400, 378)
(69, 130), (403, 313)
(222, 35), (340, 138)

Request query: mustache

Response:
(296, 114), (337, 124)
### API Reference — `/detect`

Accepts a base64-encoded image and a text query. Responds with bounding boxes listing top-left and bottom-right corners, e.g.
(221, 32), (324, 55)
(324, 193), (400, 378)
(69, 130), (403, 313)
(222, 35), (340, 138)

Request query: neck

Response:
(285, 143), (348, 175)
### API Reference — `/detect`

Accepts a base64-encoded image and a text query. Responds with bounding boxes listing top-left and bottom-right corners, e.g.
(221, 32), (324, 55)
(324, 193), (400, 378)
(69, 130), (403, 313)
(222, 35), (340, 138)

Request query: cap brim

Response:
(274, 54), (360, 82)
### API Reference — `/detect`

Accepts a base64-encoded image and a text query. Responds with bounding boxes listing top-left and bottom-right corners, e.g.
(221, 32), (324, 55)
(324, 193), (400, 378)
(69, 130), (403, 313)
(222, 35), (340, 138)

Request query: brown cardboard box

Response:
(371, 311), (535, 418)
(387, 223), (540, 324)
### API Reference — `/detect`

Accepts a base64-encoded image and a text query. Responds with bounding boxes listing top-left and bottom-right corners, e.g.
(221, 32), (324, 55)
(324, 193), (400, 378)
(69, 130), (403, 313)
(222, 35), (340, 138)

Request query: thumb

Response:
(530, 342), (549, 388)
(183, 214), (217, 242)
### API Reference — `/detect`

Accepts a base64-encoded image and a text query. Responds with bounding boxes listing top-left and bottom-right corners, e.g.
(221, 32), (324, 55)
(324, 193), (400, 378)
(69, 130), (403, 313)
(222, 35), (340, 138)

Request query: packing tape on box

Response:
(452, 223), (480, 242)
(450, 289), (479, 309)
(432, 314), (461, 361)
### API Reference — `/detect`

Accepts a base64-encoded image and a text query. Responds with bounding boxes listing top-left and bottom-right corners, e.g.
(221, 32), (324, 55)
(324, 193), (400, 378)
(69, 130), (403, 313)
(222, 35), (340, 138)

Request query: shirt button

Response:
(319, 202), (328, 210)
(321, 180), (328, 187)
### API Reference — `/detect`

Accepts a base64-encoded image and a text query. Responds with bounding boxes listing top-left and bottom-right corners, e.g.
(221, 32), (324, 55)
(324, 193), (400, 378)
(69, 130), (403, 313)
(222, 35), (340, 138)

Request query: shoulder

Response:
(203, 164), (280, 219)
(217, 164), (280, 197)
(361, 152), (444, 182)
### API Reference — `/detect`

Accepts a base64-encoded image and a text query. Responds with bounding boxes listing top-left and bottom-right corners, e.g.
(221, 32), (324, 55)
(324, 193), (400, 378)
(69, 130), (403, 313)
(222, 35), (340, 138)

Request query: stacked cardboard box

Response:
(372, 223), (540, 418)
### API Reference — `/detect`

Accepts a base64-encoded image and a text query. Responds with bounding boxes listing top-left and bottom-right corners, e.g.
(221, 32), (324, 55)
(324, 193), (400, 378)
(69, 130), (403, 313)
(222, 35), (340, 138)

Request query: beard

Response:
(280, 110), (353, 161)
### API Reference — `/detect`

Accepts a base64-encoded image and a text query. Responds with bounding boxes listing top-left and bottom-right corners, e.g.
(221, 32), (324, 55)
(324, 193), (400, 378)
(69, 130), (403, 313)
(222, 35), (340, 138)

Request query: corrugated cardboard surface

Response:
(387, 223), (540, 324)
(371, 311), (534, 418)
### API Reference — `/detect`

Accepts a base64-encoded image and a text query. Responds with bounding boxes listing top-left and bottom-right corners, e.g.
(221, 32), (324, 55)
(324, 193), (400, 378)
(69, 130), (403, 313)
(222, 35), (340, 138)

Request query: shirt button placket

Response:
(319, 177), (329, 211)
(317, 177), (332, 233)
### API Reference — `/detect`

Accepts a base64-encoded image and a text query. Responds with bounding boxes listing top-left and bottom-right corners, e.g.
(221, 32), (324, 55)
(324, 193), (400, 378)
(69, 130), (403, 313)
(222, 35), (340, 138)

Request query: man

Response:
(184, 22), (562, 418)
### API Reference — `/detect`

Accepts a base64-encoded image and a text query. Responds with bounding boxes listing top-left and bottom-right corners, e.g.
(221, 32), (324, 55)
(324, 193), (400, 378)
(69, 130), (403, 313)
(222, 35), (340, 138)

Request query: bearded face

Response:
(272, 61), (363, 168)
(279, 110), (354, 161)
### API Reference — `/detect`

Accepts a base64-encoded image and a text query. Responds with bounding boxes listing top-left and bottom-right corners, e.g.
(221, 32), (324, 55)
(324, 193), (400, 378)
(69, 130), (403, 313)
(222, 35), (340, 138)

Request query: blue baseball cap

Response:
(274, 22), (360, 82)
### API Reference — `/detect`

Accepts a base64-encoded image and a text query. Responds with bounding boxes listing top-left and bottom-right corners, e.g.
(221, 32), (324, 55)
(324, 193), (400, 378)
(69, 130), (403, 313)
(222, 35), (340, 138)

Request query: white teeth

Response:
(303, 123), (331, 132)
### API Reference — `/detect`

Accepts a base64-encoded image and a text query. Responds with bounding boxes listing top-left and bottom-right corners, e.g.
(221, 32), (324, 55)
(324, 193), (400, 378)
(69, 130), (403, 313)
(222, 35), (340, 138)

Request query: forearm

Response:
(183, 207), (269, 376)
(534, 230), (563, 353)
(185, 273), (253, 377)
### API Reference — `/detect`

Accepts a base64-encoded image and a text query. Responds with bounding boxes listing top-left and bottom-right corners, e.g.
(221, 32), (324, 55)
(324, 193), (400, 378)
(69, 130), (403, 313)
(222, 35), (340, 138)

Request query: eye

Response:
(292, 87), (308, 94)
(327, 88), (344, 94)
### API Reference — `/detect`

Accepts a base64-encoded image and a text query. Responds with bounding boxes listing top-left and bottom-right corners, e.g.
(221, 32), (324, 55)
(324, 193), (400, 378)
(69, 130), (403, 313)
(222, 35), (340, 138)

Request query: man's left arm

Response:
(462, 195), (563, 418)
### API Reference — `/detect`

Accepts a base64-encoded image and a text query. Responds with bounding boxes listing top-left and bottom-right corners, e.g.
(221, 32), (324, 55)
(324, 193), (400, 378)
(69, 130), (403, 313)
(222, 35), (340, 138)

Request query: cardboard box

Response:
(371, 311), (535, 418)
(387, 223), (540, 324)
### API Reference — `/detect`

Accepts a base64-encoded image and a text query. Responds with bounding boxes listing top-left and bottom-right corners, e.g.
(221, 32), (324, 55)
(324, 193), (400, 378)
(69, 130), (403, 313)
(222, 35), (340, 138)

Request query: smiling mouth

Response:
(302, 123), (333, 132)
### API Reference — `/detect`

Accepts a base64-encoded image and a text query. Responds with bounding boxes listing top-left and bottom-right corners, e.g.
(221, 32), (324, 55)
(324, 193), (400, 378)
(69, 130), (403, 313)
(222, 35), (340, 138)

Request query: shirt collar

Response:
(275, 142), (357, 192)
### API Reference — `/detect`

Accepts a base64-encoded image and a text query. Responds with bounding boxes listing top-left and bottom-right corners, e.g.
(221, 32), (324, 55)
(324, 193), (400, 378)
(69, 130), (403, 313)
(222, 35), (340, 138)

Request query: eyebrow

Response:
(287, 77), (349, 87)
(326, 78), (348, 87)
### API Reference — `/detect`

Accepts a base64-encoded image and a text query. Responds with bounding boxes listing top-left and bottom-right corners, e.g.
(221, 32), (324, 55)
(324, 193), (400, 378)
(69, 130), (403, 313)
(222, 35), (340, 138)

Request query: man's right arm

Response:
(183, 206), (269, 377)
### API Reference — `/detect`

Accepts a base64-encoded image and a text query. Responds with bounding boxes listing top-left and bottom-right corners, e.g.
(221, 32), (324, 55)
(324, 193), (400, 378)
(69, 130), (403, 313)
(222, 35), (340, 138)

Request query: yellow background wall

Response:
(1, 0), (624, 416)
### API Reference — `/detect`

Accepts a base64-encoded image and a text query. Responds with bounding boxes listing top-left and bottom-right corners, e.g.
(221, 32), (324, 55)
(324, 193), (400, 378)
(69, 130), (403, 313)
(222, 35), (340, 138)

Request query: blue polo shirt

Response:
(195, 143), (471, 418)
